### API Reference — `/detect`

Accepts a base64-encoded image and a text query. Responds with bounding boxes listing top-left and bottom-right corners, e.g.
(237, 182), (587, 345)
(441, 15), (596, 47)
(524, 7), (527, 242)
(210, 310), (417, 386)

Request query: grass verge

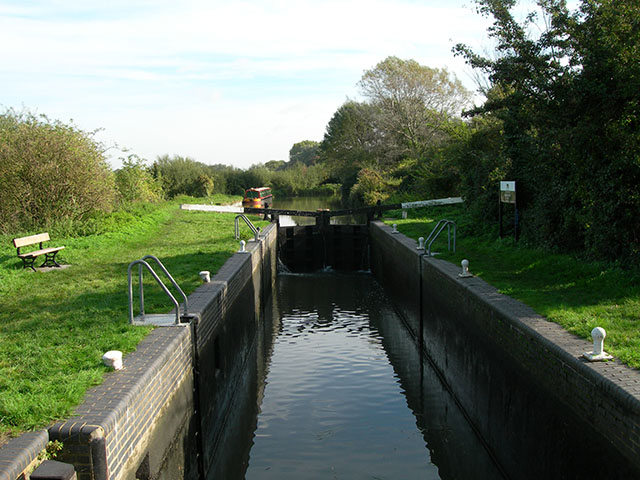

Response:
(0, 197), (263, 442)
(384, 205), (640, 369)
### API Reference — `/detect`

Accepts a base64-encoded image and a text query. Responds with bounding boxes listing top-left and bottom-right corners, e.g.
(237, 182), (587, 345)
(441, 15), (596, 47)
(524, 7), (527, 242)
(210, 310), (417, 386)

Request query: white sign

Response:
(500, 181), (516, 204)
(500, 181), (516, 192)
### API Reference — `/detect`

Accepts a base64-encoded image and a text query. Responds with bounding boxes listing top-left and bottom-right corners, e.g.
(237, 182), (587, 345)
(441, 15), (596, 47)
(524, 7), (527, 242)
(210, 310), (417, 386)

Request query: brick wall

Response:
(370, 221), (640, 478)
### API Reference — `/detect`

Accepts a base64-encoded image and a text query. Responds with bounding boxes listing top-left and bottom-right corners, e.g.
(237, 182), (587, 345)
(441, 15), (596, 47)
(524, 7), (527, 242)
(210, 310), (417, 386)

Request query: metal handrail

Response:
(142, 255), (188, 315)
(426, 219), (456, 256)
(128, 259), (181, 325)
(235, 214), (260, 241)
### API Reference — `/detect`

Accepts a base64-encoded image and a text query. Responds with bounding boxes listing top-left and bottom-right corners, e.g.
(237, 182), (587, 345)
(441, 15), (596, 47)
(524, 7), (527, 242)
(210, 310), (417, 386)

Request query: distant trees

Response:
(0, 109), (115, 233)
(150, 155), (215, 198)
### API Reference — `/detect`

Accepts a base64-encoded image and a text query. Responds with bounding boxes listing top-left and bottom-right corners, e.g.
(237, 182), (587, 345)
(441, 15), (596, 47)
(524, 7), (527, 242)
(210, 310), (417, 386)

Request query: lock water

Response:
(241, 272), (503, 479)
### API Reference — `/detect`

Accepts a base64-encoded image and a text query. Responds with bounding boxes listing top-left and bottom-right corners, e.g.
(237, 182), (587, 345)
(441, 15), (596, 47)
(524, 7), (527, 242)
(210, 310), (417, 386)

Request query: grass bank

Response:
(0, 197), (262, 443)
(385, 206), (640, 369)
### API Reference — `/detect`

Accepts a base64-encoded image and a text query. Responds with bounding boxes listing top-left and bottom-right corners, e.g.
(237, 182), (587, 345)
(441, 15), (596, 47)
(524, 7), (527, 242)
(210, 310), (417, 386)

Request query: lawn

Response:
(385, 205), (640, 369)
(0, 198), (264, 443)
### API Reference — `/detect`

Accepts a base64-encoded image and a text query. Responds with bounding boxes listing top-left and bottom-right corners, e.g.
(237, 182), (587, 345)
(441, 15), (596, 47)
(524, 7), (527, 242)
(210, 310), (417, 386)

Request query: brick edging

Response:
(0, 430), (48, 480)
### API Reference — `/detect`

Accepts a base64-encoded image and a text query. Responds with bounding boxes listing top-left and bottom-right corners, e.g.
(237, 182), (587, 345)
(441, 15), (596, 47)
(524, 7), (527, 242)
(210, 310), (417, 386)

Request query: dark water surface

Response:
(242, 273), (503, 479)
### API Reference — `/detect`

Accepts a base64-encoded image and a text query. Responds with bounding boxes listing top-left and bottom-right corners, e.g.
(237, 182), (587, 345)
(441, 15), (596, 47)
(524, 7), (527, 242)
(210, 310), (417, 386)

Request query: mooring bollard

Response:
(458, 259), (473, 278)
(239, 240), (246, 253)
(392, 224), (399, 234)
(417, 237), (425, 250)
(583, 327), (613, 361)
(199, 270), (210, 283)
(102, 350), (123, 370)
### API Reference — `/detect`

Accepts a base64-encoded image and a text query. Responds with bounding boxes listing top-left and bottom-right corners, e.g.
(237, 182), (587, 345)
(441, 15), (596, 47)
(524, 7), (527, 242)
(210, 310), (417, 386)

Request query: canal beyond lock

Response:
(241, 273), (503, 479)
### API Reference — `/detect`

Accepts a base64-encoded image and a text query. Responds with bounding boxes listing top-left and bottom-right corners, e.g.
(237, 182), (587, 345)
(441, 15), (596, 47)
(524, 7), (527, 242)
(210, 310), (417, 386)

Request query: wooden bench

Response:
(13, 233), (65, 271)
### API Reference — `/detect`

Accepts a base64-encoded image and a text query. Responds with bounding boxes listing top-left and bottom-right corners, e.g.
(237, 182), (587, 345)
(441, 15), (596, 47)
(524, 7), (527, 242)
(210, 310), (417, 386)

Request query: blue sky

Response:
(1, 0), (498, 169)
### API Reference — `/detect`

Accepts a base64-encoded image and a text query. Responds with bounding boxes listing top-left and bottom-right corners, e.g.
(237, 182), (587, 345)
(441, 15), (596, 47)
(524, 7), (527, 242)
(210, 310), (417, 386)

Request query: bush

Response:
(0, 109), (116, 234)
(151, 155), (214, 198)
(115, 155), (163, 204)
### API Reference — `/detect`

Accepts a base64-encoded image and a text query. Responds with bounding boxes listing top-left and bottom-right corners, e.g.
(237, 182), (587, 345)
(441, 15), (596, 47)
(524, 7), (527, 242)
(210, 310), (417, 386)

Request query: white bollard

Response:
(199, 270), (211, 283)
(583, 327), (613, 361)
(592, 327), (605, 355)
(392, 224), (399, 234)
(102, 350), (123, 370)
(458, 259), (473, 278)
(417, 237), (425, 250)
(239, 240), (246, 253)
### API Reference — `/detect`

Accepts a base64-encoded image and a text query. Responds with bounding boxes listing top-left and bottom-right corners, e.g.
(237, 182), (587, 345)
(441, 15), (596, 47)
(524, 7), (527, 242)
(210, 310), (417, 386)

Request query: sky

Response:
(1, 0), (500, 170)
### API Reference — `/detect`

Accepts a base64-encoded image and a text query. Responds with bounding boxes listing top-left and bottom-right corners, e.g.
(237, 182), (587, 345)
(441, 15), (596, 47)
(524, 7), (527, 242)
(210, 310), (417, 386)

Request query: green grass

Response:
(384, 206), (640, 369)
(0, 197), (264, 442)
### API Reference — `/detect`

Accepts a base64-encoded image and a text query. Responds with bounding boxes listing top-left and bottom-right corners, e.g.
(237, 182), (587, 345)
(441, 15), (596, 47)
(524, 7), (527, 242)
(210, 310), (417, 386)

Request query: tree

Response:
(289, 141), (320, 166)
(358, 56), (472, 160)
(319, 100), (380, 185)
(0, 109), (115, 233)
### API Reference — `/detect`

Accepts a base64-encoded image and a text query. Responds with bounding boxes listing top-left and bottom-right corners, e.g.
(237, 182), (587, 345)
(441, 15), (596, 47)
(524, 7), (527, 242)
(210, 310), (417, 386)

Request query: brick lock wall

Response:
(370, 221), (640, 478)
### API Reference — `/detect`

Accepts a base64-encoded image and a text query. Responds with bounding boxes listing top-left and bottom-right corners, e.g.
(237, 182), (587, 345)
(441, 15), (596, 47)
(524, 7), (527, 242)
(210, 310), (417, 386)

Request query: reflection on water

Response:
(273, 195), (367, 226)
(242, 273), (502, 480)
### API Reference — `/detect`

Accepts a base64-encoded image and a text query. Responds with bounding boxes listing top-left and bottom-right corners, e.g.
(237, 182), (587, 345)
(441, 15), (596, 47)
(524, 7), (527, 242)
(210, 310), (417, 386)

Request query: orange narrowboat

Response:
(242, 187), (273, 208)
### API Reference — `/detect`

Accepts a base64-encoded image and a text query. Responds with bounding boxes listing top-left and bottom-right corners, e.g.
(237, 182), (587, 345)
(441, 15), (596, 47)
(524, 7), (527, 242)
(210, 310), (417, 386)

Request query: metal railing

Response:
(235, 214), (260, 241)
(425, 219), (456, 257)
(128, 256), (188, 325)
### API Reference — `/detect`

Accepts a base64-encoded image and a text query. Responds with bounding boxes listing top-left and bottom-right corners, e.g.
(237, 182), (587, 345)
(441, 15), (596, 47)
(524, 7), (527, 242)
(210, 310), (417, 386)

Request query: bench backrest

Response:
(13, 233), (50, 248)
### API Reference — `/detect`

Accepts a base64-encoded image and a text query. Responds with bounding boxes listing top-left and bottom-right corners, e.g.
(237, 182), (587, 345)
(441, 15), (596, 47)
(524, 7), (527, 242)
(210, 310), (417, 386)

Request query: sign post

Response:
(499, 181), (518, 240)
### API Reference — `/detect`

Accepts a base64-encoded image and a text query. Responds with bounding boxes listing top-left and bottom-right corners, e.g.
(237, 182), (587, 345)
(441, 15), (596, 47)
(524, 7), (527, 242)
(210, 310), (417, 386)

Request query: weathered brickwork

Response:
(370, 221), (640, 478)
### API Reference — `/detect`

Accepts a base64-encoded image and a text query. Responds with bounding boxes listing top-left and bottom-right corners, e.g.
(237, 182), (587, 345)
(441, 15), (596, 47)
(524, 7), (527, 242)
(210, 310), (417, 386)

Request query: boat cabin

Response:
(242, 187), (273, 208)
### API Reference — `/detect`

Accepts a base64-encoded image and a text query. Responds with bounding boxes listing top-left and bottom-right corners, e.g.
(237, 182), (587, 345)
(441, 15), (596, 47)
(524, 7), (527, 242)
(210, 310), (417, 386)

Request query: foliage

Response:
(151, 154), (215, 198)
(289, 140), (320, 166)
(318, 57), (472, 205)
(358, 56), (472, 161)
(454, 0), (640, 262)
(319, 101), (380, 186)
(0, 109), (116, 234)
(269, 163), (329, 196)
(349, 168), (402, 205)
(115, 155), (163, 204)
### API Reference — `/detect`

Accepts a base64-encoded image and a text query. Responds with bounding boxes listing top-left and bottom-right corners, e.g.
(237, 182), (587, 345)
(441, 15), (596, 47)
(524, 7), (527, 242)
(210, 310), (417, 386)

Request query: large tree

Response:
(358, 56), (471, 160)
(319, 101), (380, 185)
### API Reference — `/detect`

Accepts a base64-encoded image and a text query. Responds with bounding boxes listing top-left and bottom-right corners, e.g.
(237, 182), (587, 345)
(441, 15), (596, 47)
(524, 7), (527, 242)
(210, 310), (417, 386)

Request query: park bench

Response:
(13, 233), (65, 271)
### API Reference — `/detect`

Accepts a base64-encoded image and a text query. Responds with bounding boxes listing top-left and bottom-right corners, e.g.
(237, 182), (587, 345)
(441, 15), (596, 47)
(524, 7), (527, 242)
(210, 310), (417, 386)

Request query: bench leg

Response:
(21, 256), (37, 272)
(40, 251), (62, 268)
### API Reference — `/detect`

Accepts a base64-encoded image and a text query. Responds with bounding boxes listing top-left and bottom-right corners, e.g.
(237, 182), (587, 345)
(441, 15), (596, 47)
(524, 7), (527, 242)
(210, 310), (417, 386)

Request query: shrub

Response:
(115, 155), (163, 204)
(0, 109), (116, 234)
